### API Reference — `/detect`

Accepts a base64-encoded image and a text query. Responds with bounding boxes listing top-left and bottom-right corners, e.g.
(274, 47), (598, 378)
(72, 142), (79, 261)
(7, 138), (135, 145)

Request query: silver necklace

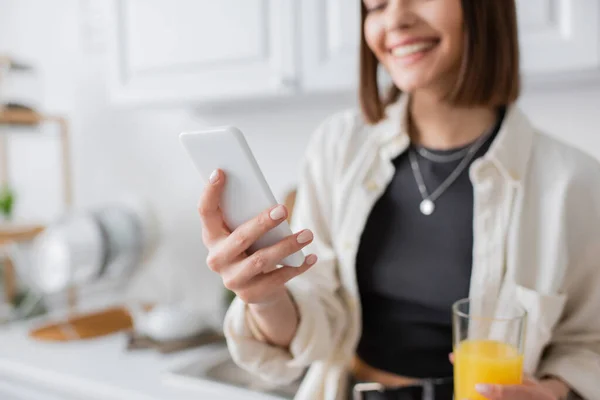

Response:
(416, 146), (470, 163)
(409, 130), (492, 216)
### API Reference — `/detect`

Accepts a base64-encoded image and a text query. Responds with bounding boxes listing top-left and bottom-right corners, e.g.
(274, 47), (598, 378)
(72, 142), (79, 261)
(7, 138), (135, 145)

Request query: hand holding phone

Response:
(179, 126), (318, 306)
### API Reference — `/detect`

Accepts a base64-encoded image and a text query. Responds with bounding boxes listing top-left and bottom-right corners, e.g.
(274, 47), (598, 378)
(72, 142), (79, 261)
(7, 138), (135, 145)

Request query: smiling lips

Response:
(389, 39), (439, 62)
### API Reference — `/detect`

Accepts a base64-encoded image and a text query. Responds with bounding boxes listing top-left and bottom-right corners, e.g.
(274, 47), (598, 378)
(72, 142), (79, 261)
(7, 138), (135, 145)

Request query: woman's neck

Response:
(408, 91), (497, 150)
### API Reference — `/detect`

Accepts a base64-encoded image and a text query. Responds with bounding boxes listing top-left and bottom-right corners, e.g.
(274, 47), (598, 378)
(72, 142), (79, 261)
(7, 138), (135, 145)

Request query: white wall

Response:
(2, 0), (600, 313)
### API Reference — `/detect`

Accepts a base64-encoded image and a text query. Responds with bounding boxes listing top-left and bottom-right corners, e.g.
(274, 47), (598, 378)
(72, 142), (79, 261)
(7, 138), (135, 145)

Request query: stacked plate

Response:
(0, 56), (42, 112)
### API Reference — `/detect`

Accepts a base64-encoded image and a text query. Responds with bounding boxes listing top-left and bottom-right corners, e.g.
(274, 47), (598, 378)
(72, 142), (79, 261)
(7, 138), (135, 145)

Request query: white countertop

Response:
(0, 317), (282, 400)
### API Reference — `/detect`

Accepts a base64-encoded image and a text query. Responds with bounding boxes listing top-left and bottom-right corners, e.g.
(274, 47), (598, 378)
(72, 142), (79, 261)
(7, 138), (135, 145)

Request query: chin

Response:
(388, 74), (434, 94)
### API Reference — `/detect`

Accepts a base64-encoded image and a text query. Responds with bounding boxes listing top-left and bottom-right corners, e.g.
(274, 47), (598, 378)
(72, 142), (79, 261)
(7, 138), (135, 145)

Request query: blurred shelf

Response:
(0, 55), (33, 71)
(0, 109), (73, 206)
(0, 223), (45, 244)
(0, 109), (43, 127)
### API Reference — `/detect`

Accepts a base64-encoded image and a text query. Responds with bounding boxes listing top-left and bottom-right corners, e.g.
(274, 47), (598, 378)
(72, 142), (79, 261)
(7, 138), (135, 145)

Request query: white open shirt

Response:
(224, 96), (600, 400)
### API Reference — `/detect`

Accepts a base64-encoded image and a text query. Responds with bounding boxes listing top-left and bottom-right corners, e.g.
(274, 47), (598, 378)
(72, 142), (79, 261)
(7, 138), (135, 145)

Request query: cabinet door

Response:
(518, 0), (600, 74)
(300, 0), (360, 92)
(107, 0), (296, 105)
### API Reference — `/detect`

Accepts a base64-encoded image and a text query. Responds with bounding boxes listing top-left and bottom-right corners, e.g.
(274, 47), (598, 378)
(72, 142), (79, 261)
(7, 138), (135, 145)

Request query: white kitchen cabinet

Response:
(106, 0), (296, 105)
(298, 0), (600, 90)
(299, 0), (360, 92)
(105, 0), (600, 106)
(517, 0), (600, 74)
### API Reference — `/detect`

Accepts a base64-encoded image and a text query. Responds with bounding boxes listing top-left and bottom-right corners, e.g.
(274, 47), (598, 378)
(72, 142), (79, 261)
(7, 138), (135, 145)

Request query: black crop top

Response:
(355, 109), (505, 378)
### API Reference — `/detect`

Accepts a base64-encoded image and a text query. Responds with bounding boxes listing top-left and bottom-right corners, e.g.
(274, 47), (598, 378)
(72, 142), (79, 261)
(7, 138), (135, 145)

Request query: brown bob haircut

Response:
(360, 1), (521, 124)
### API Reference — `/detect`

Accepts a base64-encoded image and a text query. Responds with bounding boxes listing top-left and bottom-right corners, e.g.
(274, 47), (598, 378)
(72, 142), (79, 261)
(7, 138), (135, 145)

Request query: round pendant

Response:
(420, 199), (435, 215)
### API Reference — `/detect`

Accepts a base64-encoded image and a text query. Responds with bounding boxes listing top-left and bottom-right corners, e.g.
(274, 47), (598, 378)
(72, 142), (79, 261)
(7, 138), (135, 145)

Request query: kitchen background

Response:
(0, 1), (599, 399)
(2, 0), (600, 313)
(1, 0), (600, 313)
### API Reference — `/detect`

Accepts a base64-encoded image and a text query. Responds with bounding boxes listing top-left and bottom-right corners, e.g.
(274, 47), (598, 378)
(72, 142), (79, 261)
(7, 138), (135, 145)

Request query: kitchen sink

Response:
(207, 357), (299, 398)
(164, 345), (301, 400)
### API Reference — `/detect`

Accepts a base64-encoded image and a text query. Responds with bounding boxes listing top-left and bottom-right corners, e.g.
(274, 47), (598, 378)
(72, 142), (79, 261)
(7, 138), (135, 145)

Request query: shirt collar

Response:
(484, 105), (536, 184)
(372, 95), (536, 184)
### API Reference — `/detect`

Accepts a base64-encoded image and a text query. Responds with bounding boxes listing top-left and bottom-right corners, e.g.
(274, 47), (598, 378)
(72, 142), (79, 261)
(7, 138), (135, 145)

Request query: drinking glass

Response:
(452, 297), (527, 400)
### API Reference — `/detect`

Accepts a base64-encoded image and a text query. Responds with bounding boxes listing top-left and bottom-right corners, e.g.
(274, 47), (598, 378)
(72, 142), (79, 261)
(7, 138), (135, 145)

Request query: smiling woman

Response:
(360, 0), (520, 124)
(209, 1), (600, 399)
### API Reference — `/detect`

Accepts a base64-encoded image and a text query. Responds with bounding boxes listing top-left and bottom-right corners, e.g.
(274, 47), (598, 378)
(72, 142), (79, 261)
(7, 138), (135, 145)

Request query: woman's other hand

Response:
(474, 380), (559, 400)
(449, 353), (568, 400)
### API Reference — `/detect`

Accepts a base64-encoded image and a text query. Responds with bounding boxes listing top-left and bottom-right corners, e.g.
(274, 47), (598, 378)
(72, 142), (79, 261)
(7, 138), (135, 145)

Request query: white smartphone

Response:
(179, 126), (305, 267)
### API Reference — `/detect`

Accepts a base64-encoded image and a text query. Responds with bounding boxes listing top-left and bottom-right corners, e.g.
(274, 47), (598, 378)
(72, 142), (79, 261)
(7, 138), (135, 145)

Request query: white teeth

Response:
(391, 41), (436, 57)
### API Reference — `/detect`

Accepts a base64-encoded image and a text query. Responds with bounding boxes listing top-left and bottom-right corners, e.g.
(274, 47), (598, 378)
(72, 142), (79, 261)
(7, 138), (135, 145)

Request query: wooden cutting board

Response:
(29, 306), (134, 342)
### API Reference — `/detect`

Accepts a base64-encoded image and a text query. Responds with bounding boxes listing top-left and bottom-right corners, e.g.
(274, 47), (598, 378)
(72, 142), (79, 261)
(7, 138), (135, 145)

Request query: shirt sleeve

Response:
(536, 163), (600, 399)
(223, 114), (352, 385)
(536, 239), (600, 399)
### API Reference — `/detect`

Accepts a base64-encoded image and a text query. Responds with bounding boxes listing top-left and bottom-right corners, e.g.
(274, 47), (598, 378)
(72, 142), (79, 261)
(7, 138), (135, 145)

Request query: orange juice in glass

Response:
(453, 298), (526, 400)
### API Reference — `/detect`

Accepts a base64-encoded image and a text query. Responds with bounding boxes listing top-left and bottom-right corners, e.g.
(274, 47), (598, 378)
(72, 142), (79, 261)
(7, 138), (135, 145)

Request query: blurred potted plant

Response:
(0, 185), (47, 321)
(0, 184), (15, 221)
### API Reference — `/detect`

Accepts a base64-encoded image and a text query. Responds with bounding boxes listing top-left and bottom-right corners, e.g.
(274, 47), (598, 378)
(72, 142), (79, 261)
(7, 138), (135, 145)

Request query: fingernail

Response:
(306, 254), (317, 265)
(297, 230), (313, 244)
(475, 384), (493, 395)
(209, 170), (219, 184)
(269, 205), (286, 220)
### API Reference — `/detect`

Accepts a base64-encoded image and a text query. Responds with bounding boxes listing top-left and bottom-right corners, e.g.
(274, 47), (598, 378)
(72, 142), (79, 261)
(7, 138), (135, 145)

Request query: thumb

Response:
(476, 384), (538, 399)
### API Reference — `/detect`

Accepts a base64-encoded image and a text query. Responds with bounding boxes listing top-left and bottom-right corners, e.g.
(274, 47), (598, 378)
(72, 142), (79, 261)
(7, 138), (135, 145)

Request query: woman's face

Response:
(363, 0), (464, 94)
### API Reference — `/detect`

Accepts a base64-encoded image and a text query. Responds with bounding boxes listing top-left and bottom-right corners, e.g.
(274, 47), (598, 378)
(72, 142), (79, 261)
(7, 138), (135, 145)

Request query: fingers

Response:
(475, 384), (538, 400)
(223, 229), (315, 289)
(228, 255), (317, 305)
(224, 204), (289, 256)
(522, 376), (538, 387)
(448, 353), (455, 364)
(199, 168), (316, 304)
(207, 204), (290, 273)
(251, 254), (318, 289)
(198, 169), (229, 243)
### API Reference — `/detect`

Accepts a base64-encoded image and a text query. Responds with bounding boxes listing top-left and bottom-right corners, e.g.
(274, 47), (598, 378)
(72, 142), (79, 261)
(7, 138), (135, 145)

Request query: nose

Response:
(384, 0), (417, 31)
